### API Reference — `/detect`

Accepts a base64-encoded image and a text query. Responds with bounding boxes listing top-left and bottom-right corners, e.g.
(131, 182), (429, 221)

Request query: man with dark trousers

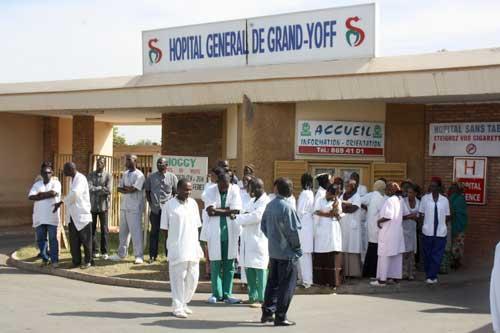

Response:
(260, 177), (302, 326)
(145, 157), (178, 263)
(87, 157), (112, 260)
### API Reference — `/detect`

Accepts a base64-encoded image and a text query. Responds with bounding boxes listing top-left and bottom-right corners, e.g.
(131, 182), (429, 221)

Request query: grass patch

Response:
(16, 231), (210, 281)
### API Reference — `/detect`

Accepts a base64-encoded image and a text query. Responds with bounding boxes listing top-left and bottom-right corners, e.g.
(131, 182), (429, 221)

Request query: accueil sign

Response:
(143, 3), (376, 73)
(297, 120), (384, 156)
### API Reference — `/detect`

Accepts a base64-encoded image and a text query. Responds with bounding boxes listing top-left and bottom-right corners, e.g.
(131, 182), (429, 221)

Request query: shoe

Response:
(425, 278), (438, 284)
(207, 296), (218, 304)
(102, 254), (109, 260)
(303, 283), (311, 289)
(224, 297), (241, 304)
(184, 307), (193, 315)
(134, 257), (144, 264)
(51, 262), (59, 269)
(149, 257), (156, 264)
(80, 263), (91, 269)
(370, 280), (386, 287)
(261, 315), (274, 323)
(93, 253), (101, 259)
(173, 311), (188, 318)
(274, 319), (296, 326)
(40, 260), (49, 267)
(109, 254), (123, 261)
(250, 302), (262, 309)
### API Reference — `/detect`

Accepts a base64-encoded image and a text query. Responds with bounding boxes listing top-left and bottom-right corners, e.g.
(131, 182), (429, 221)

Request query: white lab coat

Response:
(64, 172), (92, 231)
(340, 192), (362, 254)
(297, 190), (315, 253)
(235, 193), (270, 269)
(366, 191), (386, 244)
(200, 184), (242, 261)
(377, 196), (407, 257)
(491, 242), (500, 333)
(314, 197), (343, 253)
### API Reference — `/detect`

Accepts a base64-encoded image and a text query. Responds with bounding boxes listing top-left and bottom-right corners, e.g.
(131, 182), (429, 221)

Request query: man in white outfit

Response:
(110, 154), (145, 264)
(161, 179), (203, 318)
(53, 162), (93, 269)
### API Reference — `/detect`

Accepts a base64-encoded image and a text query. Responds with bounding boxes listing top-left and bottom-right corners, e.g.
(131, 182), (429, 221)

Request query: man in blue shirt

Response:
(260, 177), (302, 327)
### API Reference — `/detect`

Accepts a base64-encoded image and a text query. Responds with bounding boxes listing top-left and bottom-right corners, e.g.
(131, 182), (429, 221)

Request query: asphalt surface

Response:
(0, 228), (494, 333)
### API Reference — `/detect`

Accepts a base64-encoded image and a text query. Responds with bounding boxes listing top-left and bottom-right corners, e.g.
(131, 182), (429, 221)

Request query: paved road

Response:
(0, 230), (494, 333)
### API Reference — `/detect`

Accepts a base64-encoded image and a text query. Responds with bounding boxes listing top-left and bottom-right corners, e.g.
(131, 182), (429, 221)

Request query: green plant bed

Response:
(16, 231), (210, 281)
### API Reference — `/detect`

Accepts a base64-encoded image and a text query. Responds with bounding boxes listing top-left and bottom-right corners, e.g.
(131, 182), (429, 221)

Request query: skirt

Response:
(343, 253), (362, 278)
(313, 252), (342, 287)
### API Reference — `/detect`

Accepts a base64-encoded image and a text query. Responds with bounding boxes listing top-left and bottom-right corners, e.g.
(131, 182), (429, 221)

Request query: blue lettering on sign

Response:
(164, 19), (340, 63)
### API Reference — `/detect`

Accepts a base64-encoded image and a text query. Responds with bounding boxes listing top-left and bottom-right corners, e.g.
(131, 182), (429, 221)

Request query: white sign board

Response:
(143, 20), (247, 74)
(296, 120), (384, 156)
(142, 3), (376, 73)
(247, 4), (376, 66)
(453, 157), (487, 205)
(152, 155), (208, 199)
(429, 122), (500, 156)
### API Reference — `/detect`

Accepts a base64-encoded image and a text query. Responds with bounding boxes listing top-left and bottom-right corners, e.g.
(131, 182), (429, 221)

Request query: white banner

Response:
(152, 155), (208, 199)
(429, 122), (500, 156)
(142, 3), (376, 74)
(296, 120), (384, 156)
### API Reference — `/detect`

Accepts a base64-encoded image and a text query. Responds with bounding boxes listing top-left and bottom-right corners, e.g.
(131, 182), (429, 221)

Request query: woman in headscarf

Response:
(402, 183), (420, 280)
(449, 182), (468, 269)
(362, 180), (386, 279)
(340, 179), (363, 278)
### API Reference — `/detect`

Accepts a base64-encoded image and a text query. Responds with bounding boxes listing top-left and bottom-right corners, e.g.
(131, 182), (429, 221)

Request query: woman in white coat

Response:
(313, 183), (343, 287)
(235, 178), (270, 307)
(402, 184), (420, 280)
(362, 180), (387, 279)
(296, 173), (315, 288)
(340, 180), (363, 278)
(200, 172), (243, 304)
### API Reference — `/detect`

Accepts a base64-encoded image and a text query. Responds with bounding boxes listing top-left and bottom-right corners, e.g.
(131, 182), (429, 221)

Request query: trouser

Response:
(246, 267), (267, 302)
(169, 261), (199, 313)
(35, 224), (59, 263)
(68, 220), (93, 266)
(262, 258), (298, 322)
(240, 265), (247, 284)
(298, 252), (313, 285)
(402, 251), (415, 278)
(376, 254), (403, 282)
(149, 211), (166, 259)
(91, 211), (109, 255)
(422, 235), (447, 280)
(118, 210), (143, 258)
(363, 242), (378, 278)
(210, 240), (235, 300)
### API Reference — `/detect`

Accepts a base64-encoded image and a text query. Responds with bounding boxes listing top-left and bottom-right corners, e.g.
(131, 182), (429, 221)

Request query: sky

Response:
(2, 0), (500, 143)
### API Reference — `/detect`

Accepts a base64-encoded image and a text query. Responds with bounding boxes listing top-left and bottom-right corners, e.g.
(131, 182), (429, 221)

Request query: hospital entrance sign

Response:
(142, 3), (376, 73)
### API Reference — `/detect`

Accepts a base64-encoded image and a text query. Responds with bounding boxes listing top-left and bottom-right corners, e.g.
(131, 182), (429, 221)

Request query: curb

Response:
(7, 251), (487, 295)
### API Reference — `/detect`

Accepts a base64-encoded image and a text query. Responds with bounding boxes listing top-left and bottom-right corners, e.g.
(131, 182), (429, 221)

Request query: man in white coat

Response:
(235, 177), (270, 307)
(53, 162), (93, 269)
(200, 172), (242, 304)
(491, 242), (500, 333)
(160, 179), (203, 318)
(297, 173), (315, 288)
(371, 182), (408, 286)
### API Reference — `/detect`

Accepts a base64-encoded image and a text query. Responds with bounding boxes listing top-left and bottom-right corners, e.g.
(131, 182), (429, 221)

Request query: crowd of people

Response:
(28, 154), (470, 325)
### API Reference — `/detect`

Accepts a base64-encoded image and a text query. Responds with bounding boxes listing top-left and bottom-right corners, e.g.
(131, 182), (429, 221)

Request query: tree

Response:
(135, 139), (159, 146)
(113, 127), (126, 146)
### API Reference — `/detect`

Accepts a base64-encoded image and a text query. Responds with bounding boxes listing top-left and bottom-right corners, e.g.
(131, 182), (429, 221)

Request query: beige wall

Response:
(225, 105), (238, 160)
(94, 121), (113, 156)
(295, 100), (386, 161)
(58, 117), (72, 154)
(0, 113), (43, 226)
